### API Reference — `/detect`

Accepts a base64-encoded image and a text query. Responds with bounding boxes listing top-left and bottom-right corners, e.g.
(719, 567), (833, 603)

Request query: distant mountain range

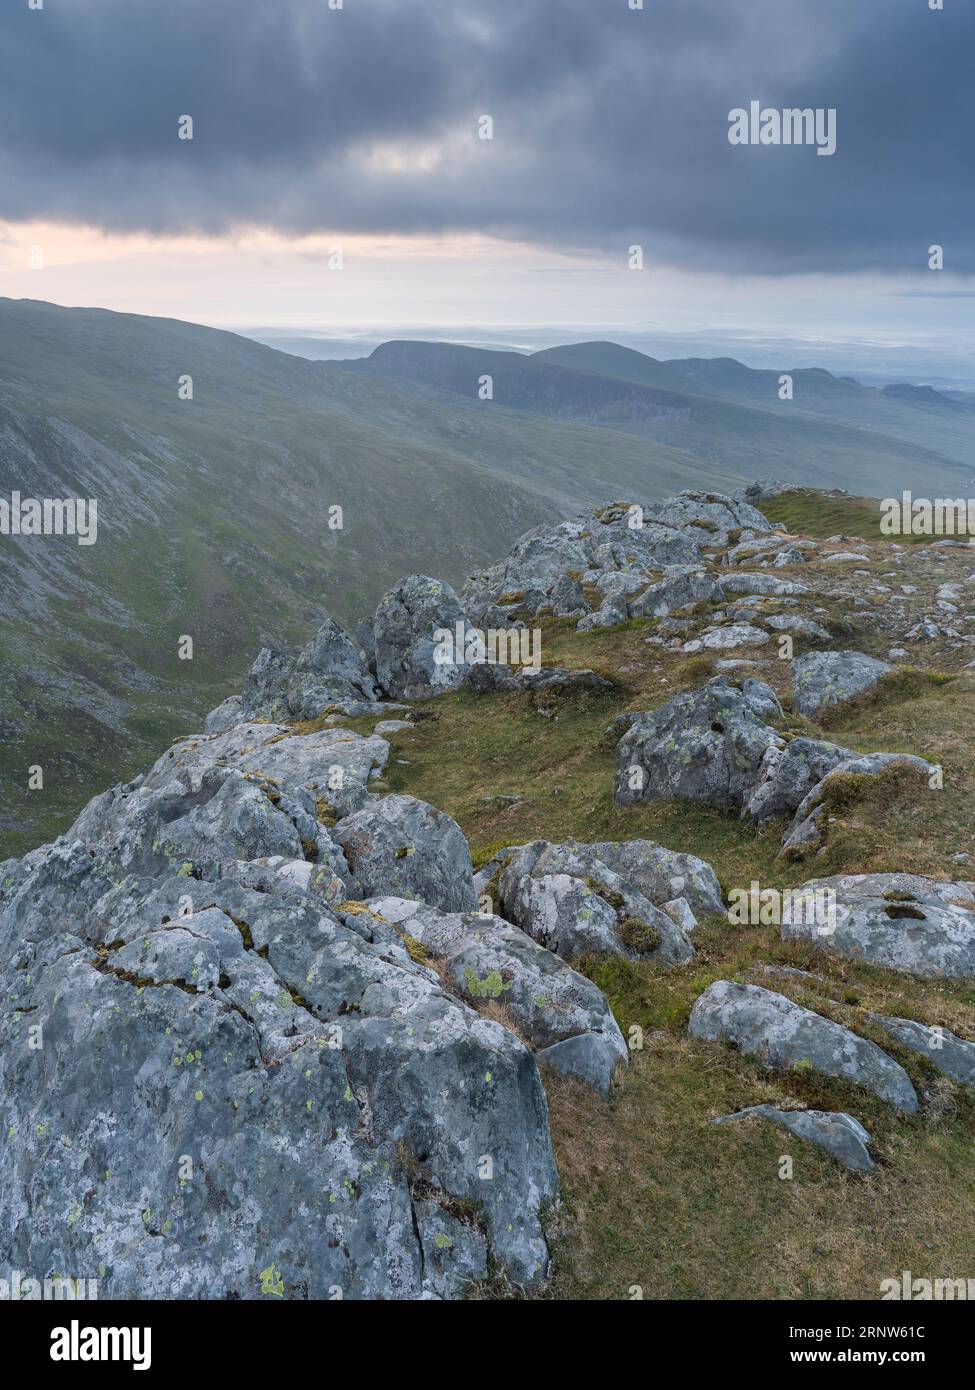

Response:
(342, 339), (975, 497)
(3, 297), (975, 856)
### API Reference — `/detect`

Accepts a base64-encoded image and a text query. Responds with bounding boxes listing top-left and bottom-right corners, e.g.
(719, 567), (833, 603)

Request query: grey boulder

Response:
(712, 1105), (874, 1172)
(615, 677), (784, 813)
(689, 981), (918, 1111)
(783, 873), (975, 980)
(536, 1034), (624, 1097)
(373, 575), (470, 700)
(240, 616), (378, 722)
(867, 1015), (975, 1087)
(369, 897), (628, 1080)
(333, 794), (476, 912)
(792, 649), (894, 720)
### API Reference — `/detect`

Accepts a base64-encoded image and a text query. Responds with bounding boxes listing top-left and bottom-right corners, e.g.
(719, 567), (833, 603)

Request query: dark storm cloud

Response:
(0, 0), (970, 273)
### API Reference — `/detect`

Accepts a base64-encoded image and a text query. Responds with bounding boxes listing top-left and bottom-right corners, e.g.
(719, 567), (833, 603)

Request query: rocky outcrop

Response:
(743, 737), (859, 827)
(689, 981), (918, 1112)
(0, 841), (559, 1298)
(462, 491), (774, 633)
(373, 575), (470, 700)
(782, 873), (975, 979)
(240, 616), (379, 721)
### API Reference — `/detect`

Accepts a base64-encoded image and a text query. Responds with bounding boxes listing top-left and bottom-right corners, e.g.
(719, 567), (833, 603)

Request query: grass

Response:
(350, 575), (975, 1299)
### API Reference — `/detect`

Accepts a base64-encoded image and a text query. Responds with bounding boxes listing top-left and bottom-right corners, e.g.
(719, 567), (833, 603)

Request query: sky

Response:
(0, 0), (971, 379)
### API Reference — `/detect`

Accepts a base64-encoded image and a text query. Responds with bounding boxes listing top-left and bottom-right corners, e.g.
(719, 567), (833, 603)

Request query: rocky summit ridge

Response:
(3, 485), (975, 1299)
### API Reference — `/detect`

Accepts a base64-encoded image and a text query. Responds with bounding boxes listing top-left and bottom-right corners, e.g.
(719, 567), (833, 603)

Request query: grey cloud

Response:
(0, 0), (970, 273)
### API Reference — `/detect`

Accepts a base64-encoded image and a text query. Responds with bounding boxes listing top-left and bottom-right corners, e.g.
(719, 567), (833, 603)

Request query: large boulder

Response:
(781, 873), (975, 980)
(689, 981), (918, 1111)
(0, 848), (559, 1298)
(240, 616), (378, 722)
(333, 794), (477, 912)
(792, 650), (894, 720)
(615, 677), (784, 813)
(373, 575), (470, 700)
(497, 838), (721, 962)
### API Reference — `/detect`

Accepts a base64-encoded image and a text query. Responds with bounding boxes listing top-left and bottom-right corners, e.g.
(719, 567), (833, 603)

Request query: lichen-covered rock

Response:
(373, 575), (470, 700)
(629, 569), (723, 620)
(643, 491), (773, 547)
(712, 1105), (874, 1172)
(615, 677), (784, 813)
(368, 897), (628, 1079)
(867, 1015), (975, 1087)
(0, 850), (559, 1298)
(565, 839), (724, 918)
(689, 981), (918, 1111)
(782, 873), (975, 979)
(720, 572), (807, 597)
(791, 649), (894, 719)
(333, 794), (477, 912)
(696, 622), (770, 650)
(744, 737), (859, 827)
(240, 616), (379, 722)
(153, 722), (389, 820)
(763, 613), (830, 640)
(498, 839), (702, 965)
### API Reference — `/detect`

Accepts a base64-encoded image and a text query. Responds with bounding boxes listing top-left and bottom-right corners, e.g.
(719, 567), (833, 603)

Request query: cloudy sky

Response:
(0, 0), (970, 373)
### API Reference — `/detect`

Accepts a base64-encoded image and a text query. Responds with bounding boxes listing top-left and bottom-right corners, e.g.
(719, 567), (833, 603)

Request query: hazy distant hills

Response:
(347, 338), (975, 496)
(0, 299), (735, 856)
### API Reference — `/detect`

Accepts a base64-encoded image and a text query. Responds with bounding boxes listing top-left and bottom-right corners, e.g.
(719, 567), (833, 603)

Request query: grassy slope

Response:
(336, 491), (975, 1299)
(0, 300), (745, 858)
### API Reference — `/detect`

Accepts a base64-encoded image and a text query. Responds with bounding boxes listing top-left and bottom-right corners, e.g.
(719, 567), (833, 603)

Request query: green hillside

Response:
(0, 299), (740, 858)
(353, 338), (975, 495)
